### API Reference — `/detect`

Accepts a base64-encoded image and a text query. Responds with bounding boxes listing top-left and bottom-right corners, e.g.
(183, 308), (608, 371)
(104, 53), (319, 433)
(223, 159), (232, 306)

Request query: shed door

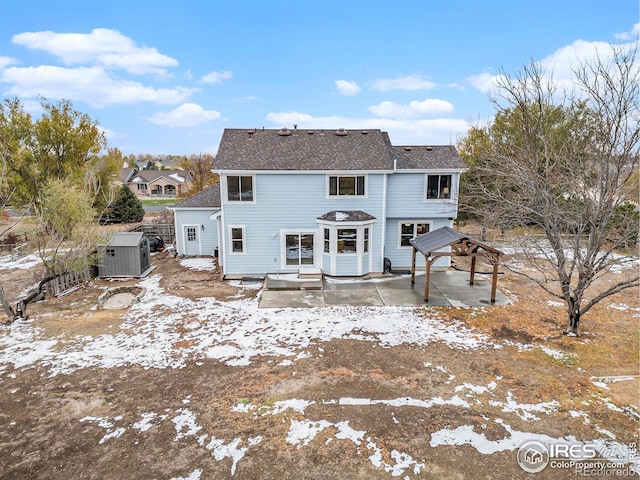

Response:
(184, 226), (199, 255)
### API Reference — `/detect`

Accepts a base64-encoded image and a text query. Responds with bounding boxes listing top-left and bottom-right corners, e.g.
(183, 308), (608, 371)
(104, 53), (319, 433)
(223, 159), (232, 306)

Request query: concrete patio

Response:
(257, 270), (510, 308)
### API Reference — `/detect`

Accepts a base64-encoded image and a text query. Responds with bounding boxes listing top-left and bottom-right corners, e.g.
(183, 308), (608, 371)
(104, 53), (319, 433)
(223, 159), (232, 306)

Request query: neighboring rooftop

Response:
(127, 169), (190, 184)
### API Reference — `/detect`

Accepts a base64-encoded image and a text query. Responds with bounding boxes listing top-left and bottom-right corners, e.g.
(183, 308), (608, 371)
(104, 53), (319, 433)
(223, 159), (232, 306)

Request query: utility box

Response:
(98, 232), (152, 278)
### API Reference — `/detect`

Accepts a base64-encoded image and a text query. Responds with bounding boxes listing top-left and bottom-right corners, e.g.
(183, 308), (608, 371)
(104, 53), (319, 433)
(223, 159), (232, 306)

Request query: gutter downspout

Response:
(380, 160), (395, 272)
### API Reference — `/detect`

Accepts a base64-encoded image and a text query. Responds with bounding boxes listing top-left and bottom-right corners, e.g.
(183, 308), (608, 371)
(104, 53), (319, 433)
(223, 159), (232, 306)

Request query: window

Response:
(186, 227), (197, 242)
(227, 176), (254, 202)
(106, 248), (115, 257)
(285, 233), (315, 266)
(363, 227), (369, 253)
(328, 175), (366, 196)
(337, 228), (357, 253)
(324, 228), (330, 253)
(426, 174), (452, 200)
(230, 227), (245, 253)
(136, 184), (147, 191)
(400, 222), (430, 247)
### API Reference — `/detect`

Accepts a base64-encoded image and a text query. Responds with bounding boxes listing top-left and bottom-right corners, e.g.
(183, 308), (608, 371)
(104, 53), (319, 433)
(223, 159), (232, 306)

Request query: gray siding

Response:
(98, 237), (150, 277)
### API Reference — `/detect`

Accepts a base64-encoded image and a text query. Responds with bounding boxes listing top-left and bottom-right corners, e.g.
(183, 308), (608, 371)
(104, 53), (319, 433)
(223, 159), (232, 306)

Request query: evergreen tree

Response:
(108, 185), (145, 223)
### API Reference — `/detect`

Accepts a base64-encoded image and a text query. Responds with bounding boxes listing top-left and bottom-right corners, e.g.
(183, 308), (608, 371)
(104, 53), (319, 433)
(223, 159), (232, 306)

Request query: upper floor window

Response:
(426, 174), (452, 200)
(328, 175), (366, 197)
(227, 176), (254, 202)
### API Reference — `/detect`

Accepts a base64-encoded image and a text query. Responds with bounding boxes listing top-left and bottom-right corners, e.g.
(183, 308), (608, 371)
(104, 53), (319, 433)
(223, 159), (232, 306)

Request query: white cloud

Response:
(614, 23), (640, 41)
(0, 65), (195, 106)
(467, 72), (501, 94)
(147, 103), (221, 127)
(369, 99), (454, 119)
(371, 75), (436, 91)
(468, 31), (640, 95)
(265, 111), (468, 145)
(0, 56), (18, 71)
(335, 80), (360, 95)
(201, 70), (232, 84)
(11, 28), (178, 75)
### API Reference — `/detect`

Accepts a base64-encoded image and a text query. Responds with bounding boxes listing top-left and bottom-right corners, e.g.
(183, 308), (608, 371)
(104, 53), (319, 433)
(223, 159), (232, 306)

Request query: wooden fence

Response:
(129, 223), (175, 245)
(44, 267), (95, 297)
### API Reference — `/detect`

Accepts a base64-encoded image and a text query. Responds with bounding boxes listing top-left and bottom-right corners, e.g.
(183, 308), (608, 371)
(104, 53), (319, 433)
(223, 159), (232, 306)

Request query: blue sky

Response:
(0, 0), (637, 155)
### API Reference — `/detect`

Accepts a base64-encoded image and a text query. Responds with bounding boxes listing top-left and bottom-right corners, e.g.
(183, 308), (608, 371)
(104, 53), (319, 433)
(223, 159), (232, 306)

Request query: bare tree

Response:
(459, 45), (639, 335)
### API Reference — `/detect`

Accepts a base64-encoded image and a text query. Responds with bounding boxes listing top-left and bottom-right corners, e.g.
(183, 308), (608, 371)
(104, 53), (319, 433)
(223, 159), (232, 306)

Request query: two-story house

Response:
(171, 127), (466, 278)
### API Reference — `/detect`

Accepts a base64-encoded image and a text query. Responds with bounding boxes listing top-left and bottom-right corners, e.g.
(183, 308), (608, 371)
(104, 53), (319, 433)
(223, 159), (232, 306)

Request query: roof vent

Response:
(247, 129), (254, 135)
(307, 130), (314, 134)
(404, 146), (412, 151)
(336, 128), (348, 136)
(361, 130), (368, 134)
(426, 146), (433, 151)
(278, 127), (292, 136)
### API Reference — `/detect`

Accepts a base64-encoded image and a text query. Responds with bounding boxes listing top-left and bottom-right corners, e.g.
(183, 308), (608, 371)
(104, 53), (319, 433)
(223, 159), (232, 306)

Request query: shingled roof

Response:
(391, 145), (466, 170)
(216, 128), (400, 171)
(172, 183), (221, 208)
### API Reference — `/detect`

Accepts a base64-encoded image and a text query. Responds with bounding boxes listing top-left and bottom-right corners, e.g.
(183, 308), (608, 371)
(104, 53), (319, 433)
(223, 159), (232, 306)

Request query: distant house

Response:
(169, 183), (221, 256)
(98, 232), (152, 277)
(173, 128), (466, 278)
(120, 167), (192, 198)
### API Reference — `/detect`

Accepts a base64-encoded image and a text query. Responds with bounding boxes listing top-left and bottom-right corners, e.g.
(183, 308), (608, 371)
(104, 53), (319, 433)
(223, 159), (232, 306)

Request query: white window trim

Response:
(326, 174), (368, 198)
(424, 172), (456, 202)
(280, 229), (318, 270)
(224, 174), (256, 204)
(229, 225), (246, 255)
(397, 220), (433, 249)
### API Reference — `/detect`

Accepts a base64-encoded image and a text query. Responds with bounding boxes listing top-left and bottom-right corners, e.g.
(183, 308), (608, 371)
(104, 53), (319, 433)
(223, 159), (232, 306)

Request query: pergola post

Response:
(469, 256), (476, 285)
(410, 246), (417, 284)
(424, 254), (432, 302)
(490, 261), (499, 303)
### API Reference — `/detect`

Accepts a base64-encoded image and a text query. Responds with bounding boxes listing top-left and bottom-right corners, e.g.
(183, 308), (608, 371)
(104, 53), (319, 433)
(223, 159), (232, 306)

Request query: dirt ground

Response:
(0, 248), (638, 479)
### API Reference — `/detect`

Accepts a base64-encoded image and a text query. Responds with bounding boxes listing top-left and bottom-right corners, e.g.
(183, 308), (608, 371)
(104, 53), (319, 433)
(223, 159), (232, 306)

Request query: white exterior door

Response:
(184, 225), (199, 255)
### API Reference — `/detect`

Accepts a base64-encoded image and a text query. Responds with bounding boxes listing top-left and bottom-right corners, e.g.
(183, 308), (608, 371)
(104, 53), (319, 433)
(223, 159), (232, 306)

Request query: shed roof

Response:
(107, 232), (147, 247)
(173, 183), (221, 208)
(409, 226), (502, 255)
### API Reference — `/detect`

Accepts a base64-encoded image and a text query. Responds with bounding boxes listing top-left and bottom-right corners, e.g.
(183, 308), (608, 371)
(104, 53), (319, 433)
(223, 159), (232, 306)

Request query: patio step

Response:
(298, 267), (322, 279)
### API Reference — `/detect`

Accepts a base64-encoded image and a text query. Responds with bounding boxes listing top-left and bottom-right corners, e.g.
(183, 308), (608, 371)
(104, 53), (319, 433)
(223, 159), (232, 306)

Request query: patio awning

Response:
(409, 226), (503, 303)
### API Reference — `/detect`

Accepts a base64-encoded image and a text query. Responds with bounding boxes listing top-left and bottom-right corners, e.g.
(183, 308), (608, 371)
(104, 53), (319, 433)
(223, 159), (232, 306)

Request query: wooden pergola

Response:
(409, 226), (503, 303)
